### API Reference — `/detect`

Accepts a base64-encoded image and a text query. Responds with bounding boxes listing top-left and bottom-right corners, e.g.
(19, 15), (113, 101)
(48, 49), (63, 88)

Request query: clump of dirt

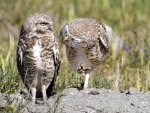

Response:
(0, 87), (150, 113)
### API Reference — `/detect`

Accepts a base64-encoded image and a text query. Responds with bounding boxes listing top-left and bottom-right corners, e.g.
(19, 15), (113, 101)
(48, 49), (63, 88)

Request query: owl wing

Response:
(46, 40), (60, 96)
(16, 39), (25, 81)
(53, 41), (61, 76)
(97, 25), (109, 52)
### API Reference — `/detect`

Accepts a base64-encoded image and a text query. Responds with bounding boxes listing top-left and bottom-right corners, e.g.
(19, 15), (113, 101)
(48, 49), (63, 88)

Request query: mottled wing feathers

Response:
(97, 25), (109, 52)
(16, 40), (23, 75)
(46, 40), (60, 96)
(67, 18), (109, 49)
(68, 18), (99, 40)
(53, 41), (61, 76)
(16, 39), (29, 90)
(16, 25), (25, 78)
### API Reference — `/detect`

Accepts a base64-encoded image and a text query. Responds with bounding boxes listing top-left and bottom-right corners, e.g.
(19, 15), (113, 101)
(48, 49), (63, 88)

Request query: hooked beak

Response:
(62, 36), (69, 43)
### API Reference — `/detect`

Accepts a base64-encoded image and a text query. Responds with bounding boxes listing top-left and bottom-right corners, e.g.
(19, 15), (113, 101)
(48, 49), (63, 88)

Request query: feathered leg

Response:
(83, 73), (90, 90)
(31, 87), (36, 104)
(42, 85), (47, 104)
(83, 72), (99, 95)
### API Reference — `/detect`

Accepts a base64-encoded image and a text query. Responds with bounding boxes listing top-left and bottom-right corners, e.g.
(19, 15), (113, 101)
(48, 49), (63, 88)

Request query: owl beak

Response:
(63, 36), (69, 42)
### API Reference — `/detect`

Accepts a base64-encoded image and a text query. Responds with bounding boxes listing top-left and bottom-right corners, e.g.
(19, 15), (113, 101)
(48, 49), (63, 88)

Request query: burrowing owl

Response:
(16, 13), (60, 104)
(59, 18), (109, 90)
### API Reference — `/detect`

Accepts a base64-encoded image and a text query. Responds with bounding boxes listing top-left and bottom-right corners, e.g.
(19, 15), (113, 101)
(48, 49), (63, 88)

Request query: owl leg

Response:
(29, 73), (38, 104)
(83, 73), (90, 90)
(31, 87), (36, 104)
(83, 72), (99, 95)
(42, 84), (47, 104)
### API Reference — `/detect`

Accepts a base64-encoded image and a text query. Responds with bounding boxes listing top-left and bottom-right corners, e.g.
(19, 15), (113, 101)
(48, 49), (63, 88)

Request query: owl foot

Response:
(77, 63), (91, 74)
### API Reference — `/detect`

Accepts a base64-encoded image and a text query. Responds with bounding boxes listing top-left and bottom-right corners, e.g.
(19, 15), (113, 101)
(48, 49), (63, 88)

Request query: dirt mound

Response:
(0, 88), (150, 113)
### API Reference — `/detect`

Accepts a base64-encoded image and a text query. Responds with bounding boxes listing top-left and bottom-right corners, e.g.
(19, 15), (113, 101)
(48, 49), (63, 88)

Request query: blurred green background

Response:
(0, 0), (150, 94)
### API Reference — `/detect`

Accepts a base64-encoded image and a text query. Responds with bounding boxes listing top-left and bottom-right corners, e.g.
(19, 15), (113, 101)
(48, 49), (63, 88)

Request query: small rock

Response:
(86, 88), (100, 95)
(1, 88), (150, 113)
(63, 88), (79, 96)
(126, 87), (139, 95)
(0, 94), (7, 107)
(131, 102), (135, 106)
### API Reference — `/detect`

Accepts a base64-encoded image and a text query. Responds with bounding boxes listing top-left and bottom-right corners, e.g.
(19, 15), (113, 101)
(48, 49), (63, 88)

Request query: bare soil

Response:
(0, 87), (150, 113)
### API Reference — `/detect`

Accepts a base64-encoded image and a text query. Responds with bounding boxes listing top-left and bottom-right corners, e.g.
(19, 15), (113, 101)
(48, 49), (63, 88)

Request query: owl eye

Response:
(39, 22), (48, 26)
(71, 38), (75, 42)
(71, 37), (82, 43)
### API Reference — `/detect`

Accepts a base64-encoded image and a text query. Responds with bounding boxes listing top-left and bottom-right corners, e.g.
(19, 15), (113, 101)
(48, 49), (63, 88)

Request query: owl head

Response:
(21, 13), (53, 37)
(60, 18), (109, 49)
(59, 23), (82, 45)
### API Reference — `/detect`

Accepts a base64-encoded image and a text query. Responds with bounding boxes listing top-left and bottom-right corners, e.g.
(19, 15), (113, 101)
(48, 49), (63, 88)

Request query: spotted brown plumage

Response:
(16, 13), (60, 104)
(59, 18), (109, 90)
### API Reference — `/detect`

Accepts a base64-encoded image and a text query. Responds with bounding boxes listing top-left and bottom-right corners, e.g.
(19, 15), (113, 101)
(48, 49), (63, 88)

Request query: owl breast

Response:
(33, 40), (43, 69)
(66, 40), (107, 72)
(75, 48), (92, 70)
(66, 46), (92, 71)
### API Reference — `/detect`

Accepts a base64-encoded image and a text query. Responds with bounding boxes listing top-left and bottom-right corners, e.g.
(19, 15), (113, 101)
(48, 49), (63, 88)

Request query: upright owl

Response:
(16, 13), (60, 104)
(59, 18), (109, 90)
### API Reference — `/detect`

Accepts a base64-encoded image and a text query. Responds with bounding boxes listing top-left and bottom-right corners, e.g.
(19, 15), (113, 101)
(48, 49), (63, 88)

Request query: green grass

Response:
(0, 34), (22, 94)
(0, 0), (150, 96)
